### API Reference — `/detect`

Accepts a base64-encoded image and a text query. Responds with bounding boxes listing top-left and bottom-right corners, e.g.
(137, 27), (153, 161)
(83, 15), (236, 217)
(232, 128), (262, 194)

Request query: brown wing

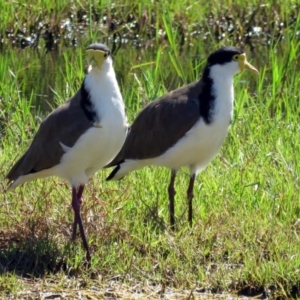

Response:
(6, 88), (92, 182)
(108, 80), (202, 166)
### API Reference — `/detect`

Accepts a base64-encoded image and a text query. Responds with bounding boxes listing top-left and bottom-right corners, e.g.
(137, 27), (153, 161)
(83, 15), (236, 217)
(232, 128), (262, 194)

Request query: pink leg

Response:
(72, 185), (85, 240)
(168, 170), (177, 228)
(187, 174), (195, 226)
(71, 186), (91, 261)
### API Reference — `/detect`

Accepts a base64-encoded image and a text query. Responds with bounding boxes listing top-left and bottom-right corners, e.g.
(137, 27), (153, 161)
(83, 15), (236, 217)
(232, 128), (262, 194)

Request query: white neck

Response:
(209, 64), (236, 121)
(84, 57), (127, 124)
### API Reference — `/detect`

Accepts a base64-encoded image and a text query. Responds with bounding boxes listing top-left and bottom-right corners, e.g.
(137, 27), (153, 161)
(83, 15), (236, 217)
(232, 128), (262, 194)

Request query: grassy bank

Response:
(1, 1), (300, 299)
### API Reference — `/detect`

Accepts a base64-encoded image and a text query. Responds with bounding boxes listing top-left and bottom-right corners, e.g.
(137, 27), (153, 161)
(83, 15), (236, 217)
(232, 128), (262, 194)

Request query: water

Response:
(1, 6), (299, 115)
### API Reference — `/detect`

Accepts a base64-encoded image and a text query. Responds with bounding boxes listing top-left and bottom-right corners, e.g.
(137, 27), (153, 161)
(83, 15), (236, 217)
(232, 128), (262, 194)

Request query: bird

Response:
(106, 46), (258, 228)
(6, 43), (128, 261)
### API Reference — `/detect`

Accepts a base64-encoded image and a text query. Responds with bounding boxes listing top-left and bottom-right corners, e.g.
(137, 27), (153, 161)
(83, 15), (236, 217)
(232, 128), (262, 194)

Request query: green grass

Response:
(1, 1), (300, 299)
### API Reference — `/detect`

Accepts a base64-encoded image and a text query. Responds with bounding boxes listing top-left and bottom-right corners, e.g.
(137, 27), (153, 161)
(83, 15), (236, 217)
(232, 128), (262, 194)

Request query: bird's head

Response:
(207, 46), (259, 76)
(86, 43), (112, 72)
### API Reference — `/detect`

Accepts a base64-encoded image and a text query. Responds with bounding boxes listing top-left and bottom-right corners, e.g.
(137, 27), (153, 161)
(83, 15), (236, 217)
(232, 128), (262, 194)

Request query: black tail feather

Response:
(106, 164), (121, 181)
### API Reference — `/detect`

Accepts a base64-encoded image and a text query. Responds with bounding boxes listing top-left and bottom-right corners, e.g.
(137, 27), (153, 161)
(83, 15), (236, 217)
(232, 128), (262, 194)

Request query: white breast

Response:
(153, 65), (234, 175)
(57, 60), (127, 187)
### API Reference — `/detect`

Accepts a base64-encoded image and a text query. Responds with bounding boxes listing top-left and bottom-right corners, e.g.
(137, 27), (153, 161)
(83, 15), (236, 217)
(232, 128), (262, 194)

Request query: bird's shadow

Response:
(0, 231), (64, 277)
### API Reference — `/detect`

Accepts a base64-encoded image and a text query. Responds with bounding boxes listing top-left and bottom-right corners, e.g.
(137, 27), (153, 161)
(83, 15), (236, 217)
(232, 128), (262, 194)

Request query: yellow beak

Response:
(238, 53), (259, 75)
(86, 49), (107, 68)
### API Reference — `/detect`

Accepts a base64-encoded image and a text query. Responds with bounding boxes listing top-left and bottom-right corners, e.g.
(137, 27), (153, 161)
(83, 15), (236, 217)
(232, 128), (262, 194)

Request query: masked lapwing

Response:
(6, 43), (128, 260)
(106, 46), (258, 228)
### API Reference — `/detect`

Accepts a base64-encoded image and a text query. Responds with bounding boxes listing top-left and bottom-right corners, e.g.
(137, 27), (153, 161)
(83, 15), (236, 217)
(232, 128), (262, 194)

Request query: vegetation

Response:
(0, 0), (300, 298)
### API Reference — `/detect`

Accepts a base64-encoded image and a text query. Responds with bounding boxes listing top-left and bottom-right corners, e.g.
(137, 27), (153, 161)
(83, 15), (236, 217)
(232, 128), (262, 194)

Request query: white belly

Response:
(58, 117), (127, 186)
(154, 117), (230, 174)
(110, 117), (231, 181)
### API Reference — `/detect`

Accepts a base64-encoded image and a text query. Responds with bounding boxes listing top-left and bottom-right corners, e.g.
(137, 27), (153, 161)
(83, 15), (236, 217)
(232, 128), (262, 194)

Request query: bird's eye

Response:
(104, 53), (108, 58)
(233, 54), (239, 61)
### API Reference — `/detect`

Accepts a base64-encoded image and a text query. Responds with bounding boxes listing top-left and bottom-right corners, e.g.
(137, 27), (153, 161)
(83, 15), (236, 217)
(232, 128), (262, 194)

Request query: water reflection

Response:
(1, 2), (299, 114)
